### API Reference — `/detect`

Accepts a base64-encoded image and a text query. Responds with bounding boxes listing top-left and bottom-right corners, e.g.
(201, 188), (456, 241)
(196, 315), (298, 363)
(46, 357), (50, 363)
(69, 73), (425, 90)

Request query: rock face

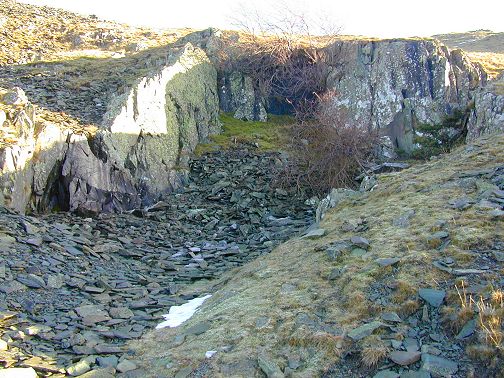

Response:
(0, 43), (221, 214)
(467, 75), (504, 140)
(217, 37), (485, 148)
(0, 87), (70, 213)
(324, 40), (484, 152)
(62, 43), (220, 212)
(218, 71), (267, 122)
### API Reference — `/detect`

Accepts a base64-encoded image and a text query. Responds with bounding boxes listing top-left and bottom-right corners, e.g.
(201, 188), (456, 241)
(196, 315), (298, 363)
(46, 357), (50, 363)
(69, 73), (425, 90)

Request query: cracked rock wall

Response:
(0, 43), (221, 214)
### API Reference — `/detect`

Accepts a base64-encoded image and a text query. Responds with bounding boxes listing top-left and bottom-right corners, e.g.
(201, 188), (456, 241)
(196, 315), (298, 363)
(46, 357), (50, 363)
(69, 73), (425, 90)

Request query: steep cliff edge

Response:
(0, 43), (220, 214)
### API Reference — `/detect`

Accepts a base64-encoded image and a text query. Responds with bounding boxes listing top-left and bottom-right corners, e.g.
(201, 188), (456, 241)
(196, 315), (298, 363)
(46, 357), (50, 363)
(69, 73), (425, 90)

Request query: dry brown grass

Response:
(131, 134), (504, 377)
(360, 335), (390, 367)
(0, 0), (193, 65)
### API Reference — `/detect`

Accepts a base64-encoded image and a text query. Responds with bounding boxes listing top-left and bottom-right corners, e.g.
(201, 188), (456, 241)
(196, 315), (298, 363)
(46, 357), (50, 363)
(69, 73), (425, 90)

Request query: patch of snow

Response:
(156, 294), (212, 329)
(205, 350), (217, 358)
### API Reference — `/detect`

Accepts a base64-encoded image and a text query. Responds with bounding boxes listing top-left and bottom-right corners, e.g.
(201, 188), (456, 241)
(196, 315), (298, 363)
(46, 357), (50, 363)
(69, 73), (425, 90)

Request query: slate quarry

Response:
(0, 147), (312, 376)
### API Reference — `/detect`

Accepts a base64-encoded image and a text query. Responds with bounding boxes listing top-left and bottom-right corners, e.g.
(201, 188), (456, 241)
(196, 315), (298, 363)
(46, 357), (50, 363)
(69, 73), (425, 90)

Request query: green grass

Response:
(195, 112), (295, 154)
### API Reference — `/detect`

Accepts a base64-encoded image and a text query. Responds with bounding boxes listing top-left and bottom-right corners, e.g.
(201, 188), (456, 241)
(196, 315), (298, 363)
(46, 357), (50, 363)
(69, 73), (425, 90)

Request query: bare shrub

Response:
(277, 91), (379, 196)
(216, 1), (340, 111)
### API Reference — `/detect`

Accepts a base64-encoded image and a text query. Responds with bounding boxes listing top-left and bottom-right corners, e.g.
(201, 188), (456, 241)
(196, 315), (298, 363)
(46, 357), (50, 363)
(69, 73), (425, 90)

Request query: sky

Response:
(17, 0), (504, 38)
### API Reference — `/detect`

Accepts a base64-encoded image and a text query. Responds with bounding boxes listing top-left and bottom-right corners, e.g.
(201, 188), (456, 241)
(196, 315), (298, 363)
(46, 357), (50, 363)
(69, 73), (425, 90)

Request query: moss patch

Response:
(194, 112), (294, 154)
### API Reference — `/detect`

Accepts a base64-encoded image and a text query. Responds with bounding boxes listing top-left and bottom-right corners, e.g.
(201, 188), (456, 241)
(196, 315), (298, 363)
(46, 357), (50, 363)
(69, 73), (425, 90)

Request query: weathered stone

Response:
(185, 321), (211, 336)
(381, 312), (402, 323)
(116, 359), (137, 373)
(75, 305), (108, 318)
(455, 319), (476, 339)
(350, 236), (370, 250)
(418, 288), (446, 307)
(96, 355), (118, 368)
(258, 354), (284, 378)
(389, 351), (421, 366)
(348, 321), (384, 341)
(109, 307), (134, 319)
(301, 228), (326, 239)
(66, 360), (91, 376)
(376, 258), (400, 267)
(16, 274), (45, 288)
(421, 354), (458, 378)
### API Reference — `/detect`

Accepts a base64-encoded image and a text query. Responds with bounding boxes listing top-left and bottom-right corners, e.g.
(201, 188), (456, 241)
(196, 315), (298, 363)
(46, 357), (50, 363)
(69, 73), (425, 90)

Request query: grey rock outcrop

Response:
(0, 43), (221, 214)
(467, 75), (504, 140)
(218, 71), (267, 121)
(215, 37), (485, 141)
(0, 87), (70, 213)
(64, 43), (220, 212)
(325, 40), (485, 152)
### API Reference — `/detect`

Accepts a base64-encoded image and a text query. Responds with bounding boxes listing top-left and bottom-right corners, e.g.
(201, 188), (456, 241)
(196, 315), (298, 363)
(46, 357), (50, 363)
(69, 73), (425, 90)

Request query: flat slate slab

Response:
(418, 288), (446, 307)
(348, 321), (384, 341)
(421, 354), (458, 378)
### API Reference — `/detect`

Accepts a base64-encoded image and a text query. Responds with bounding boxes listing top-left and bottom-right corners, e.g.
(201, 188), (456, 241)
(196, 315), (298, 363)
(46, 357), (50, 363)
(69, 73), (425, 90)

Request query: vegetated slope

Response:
(0, 0), (193, 65)
(434, 30), (504, 78)
(133, 134), (504, 378)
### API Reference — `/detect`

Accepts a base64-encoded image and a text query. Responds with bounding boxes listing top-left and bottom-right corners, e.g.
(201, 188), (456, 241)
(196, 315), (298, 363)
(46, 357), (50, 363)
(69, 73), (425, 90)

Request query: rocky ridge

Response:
(1, 2), (503, 214)
(0, 41), (221, 214)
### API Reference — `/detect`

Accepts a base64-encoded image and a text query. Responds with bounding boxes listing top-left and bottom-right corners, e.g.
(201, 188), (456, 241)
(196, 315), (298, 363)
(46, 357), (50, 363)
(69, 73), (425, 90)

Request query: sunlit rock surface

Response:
(0, 43), (220, 214)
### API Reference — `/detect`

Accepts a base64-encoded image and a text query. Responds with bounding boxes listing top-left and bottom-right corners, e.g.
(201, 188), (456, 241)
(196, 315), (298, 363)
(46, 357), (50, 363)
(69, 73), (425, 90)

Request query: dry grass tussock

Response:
(445, 281), (504, 377)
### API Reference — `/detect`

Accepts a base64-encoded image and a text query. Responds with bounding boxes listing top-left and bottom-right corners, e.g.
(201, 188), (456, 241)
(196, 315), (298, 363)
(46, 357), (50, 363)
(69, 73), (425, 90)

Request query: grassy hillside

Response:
(133, 133), (504, 377)
(434, 30), (504, 78)
(0, 0), (194, 65)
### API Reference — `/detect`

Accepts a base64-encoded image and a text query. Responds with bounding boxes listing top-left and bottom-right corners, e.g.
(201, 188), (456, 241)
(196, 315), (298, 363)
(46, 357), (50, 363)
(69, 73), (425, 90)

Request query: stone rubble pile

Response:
(0, 147), (312, 376)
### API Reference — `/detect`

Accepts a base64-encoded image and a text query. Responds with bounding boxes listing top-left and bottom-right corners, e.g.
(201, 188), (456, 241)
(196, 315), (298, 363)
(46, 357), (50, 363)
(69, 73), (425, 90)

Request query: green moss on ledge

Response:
(194, 112), (294, 154)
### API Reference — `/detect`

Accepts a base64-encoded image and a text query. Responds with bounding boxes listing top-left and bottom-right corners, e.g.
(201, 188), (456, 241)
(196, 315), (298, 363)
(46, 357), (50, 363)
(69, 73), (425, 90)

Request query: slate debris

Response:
(0, 147), (313, 375)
